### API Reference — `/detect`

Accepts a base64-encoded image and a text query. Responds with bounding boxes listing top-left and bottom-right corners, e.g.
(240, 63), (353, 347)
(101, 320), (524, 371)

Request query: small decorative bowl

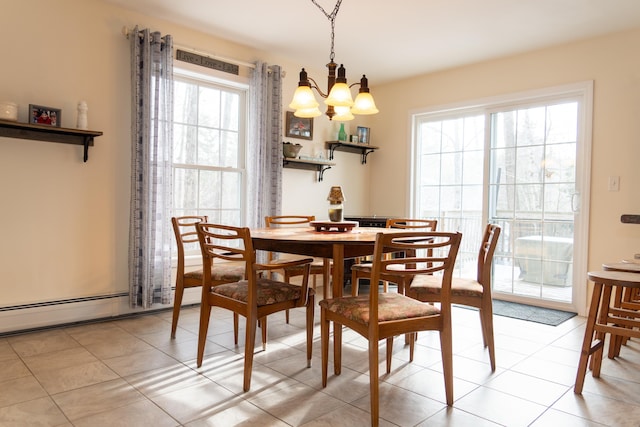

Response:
(283, 142), (302, 158)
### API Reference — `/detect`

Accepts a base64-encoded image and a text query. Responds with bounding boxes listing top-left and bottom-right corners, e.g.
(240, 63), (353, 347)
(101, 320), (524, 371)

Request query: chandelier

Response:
(289, 0), (379, 121)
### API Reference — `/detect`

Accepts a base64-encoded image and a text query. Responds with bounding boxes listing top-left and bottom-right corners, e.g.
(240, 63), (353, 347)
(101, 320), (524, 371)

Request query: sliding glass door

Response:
(411, 83), (592, 311)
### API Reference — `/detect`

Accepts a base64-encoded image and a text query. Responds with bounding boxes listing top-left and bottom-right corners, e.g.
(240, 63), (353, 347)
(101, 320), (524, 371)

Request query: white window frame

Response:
(172, 66), (250, 265)
(409, 81), (593, 315)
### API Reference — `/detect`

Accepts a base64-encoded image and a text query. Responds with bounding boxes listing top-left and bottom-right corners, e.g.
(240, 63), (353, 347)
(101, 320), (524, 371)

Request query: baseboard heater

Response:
(0, 292), (130, 312)
(0, 286), (204, 337)
(0, 292), (172, 338)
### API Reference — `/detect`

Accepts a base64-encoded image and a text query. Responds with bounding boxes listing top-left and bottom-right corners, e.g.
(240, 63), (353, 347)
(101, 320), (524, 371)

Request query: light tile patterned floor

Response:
(1, 291), (639, 426)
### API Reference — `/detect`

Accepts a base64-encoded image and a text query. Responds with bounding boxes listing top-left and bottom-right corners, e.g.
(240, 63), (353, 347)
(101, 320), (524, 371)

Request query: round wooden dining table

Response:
(250, 225), (401, 374)
(251, 225), (399, 299)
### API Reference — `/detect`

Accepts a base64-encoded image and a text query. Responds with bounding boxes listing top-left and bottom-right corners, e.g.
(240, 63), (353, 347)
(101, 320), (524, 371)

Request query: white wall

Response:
(0, 0), (372, 332)
(366, 29), (640, 312)
(2, 1), (638, 331)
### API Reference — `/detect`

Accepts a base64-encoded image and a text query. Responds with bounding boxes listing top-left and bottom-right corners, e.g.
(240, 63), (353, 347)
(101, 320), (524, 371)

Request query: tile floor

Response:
(1, 292), (640, 426)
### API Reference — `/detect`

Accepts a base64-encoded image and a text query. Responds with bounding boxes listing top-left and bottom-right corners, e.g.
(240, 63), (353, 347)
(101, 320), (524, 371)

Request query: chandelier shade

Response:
(331, 105), (354, 121)
(289, 0), (378, 121)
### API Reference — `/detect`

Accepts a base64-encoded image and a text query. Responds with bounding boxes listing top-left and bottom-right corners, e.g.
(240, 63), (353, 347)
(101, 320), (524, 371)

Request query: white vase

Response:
(77, 101), (88, 129)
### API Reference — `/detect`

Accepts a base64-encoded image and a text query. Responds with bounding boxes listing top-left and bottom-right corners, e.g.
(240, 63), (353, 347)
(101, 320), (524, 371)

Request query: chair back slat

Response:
(265, 215), (316, 227)
(477, 224), (501, 285)
(196, 223), (253, 282)
(369, 231), (462, 318)
(386, 218), (437, 231)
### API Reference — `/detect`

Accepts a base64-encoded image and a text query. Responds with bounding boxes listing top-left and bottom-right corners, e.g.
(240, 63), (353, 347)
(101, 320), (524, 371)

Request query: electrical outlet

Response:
(608, 176), (620, 192)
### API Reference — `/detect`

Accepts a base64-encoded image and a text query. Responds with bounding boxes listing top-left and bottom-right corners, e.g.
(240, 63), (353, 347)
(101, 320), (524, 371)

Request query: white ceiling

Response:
(103, 0), (640, 84)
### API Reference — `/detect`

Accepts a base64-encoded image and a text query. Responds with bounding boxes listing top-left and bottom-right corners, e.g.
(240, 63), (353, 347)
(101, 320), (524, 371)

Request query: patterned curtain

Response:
(129, 27), (174, 308)
(246, 62), (283, 229)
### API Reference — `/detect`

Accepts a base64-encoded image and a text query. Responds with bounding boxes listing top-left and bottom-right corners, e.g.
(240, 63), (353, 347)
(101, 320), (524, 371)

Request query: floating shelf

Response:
(282, 157), (335, 182)
(326, 141), (379, 164)
(0, 119), (103, 162)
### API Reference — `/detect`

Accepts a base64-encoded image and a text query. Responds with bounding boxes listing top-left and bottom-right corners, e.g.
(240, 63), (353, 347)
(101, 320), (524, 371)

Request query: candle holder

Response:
(327, 186), (345, 222)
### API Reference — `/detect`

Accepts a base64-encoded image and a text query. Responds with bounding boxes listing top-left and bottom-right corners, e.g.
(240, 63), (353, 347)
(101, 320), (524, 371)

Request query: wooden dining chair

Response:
(407, 224), (501, 371)
(265, 215), (331, 322)
(170, 216), (244, 339)
(351, 218), (437, 296)
(196, 222), (315, 391)
(320, 231), (461, 426)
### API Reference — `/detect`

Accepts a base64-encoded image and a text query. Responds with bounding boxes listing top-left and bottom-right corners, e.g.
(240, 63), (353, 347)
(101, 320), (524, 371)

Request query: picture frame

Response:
(285, 111), (313, 140)
(29, 104), (61, 127)
(357, 126), (370, 144)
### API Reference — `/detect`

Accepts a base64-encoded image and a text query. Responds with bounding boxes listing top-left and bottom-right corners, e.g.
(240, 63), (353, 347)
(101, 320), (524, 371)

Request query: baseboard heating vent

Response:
(0, 292), (130, 312)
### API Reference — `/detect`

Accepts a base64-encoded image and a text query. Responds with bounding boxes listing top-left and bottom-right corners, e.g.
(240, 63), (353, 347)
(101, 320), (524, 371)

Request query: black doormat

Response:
(489, 300), (576, 326)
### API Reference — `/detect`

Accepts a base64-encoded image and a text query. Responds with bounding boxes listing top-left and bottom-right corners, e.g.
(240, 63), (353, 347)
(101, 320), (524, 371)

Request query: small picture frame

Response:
(357, 126), (370, 144)
(285, 111), (313, 140)
(350, 135), (359, 143)
(29, 104), (61, 127)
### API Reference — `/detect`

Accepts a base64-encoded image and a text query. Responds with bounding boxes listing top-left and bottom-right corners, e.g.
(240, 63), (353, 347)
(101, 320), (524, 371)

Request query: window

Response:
(411, 82), (592, 310)
(172, 71), (248, 227)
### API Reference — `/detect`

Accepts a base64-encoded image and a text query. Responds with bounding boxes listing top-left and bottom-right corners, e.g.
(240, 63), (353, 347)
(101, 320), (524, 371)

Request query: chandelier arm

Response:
(307, 76), (329, 98)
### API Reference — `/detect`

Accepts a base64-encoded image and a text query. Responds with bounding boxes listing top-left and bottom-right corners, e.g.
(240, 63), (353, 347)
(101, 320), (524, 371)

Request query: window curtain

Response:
(246, 62), (283, 228)
(129, 27), (174, 308)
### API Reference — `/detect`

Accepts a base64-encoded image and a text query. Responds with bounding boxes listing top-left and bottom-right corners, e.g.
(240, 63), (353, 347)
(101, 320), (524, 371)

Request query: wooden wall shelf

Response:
(283, 157), (335, 182)
(326, 141), (379, 164)
(0, 119), (103, 162)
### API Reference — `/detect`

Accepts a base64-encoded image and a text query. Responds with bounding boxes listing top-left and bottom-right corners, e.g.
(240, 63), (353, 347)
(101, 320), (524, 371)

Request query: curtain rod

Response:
(121, 26), (256, 70)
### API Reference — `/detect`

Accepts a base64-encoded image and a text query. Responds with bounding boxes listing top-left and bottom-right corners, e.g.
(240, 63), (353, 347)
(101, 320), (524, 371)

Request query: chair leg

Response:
(261, 316), (267, 351)
(351, 270), (359, 296)
(334, 322), (342, 375)
(575, 282), (604, 394)
(243, 312), (258, 392)
(323, 259), (331, 300)
(285, 272), (291, 324)
(409, 331), (415, 362)
(170, 283), (185, 339)
(386, 337), (393, 374)
(306, 294), (315, 368)
(233, 313), (239, 345)
(321, 309), (330, 387)
(196, 300), (212, 368)
(369, 336), (380, 427)
(479, 304), (496, 371)
(440, 324), (454, 406)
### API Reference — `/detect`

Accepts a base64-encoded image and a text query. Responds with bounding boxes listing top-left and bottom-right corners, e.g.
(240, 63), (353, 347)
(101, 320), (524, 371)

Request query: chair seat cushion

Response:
(212, 279), (315, 306)
(319, 293), (439, 325)
(184, 263), (245, 282)
(351, 263), (373, 272)
(410, 274), (483, 298)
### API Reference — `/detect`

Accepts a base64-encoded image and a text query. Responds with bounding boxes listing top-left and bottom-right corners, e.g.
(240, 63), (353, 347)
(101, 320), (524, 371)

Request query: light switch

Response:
(608, 176), (620, 191)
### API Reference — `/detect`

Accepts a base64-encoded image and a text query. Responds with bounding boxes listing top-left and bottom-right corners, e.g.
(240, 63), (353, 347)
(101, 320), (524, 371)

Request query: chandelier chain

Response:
(311, 0), (343, 62)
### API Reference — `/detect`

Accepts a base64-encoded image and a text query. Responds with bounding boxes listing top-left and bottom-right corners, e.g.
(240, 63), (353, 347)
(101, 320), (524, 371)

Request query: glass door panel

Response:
(489, 102), (578, 304)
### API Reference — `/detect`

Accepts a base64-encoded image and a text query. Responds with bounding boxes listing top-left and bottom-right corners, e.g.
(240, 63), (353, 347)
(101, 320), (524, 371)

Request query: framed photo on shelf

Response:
(285, 111), (313, 140)
(29, 104), (61, 127)
(357, 126), (370, 144)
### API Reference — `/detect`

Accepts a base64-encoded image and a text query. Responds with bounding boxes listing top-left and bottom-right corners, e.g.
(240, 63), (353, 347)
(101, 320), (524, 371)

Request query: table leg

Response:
(332, 243), (344, 375)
